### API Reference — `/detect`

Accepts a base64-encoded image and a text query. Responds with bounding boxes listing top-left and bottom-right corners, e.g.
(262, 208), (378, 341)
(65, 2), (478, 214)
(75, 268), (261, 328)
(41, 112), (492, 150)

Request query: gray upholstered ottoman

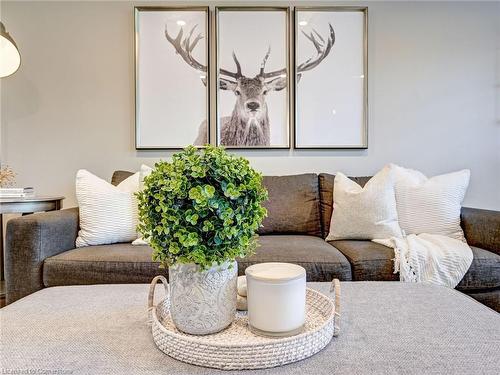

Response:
(1, 282), (499, 374)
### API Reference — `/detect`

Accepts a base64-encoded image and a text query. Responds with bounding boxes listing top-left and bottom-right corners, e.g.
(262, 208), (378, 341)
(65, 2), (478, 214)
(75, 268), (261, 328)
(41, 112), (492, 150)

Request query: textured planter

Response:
(168, 260), (238, 335)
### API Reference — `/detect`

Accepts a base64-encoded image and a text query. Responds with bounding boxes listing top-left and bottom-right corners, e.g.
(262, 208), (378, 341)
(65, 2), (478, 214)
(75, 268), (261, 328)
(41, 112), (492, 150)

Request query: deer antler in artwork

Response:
(296, 23), (336, 75)
(219, 52), (243, 82)
(165, 24), (207, 73)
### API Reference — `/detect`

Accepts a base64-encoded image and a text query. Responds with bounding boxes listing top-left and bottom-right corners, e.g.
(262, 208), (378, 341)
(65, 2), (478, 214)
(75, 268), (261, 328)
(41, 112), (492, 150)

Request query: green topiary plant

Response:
(137, 145), (268, 270)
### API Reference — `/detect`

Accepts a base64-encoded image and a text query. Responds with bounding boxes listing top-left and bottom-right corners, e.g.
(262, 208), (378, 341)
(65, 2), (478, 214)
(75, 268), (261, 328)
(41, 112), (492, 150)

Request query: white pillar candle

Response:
(245, 262), (306, 337)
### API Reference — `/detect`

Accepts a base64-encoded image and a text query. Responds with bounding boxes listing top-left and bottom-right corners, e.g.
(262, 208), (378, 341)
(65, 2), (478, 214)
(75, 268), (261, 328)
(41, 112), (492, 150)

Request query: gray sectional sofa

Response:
(5, 172), (500, 311)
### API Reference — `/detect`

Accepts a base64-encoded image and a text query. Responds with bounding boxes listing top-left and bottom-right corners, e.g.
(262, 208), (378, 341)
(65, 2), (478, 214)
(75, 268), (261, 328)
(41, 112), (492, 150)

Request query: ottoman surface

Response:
(1, 282), (499, 374)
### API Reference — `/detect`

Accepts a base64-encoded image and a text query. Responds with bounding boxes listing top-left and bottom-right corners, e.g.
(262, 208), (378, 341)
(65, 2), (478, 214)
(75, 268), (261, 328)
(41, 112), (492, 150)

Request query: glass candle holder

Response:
(245, 262), (306, 337)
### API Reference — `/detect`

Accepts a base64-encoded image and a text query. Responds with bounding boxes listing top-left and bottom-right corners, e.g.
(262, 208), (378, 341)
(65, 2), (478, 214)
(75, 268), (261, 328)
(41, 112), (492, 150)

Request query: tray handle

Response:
(330, 279), (341, 336)
(148, 275), (170, 311)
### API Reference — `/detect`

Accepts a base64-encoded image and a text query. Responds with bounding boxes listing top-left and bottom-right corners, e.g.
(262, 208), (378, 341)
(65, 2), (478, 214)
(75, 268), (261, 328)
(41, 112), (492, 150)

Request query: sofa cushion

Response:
(329, 240), (399, 281)
(239, 235), (352, 282)
(43, 244), (165, 286)
(113, 171), (323, 236)
(456, 247), (500, 292)
(111, 170), (134, 186)
(259, 174), (322, 236)
(461, 207), (500, 255)
(319, 173), (371, 238)
(465, 290), (499, 312)
(325, 168), (402, 241)
(44, 236), (351, 286)
(331, 240), (500, 292)
(75, 170), (140, 247)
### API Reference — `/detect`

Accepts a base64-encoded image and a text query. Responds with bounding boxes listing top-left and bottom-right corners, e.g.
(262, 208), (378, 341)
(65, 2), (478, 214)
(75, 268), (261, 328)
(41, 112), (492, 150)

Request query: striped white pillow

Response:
(392, 165), (470, 241)
(76, 169), (141, 247)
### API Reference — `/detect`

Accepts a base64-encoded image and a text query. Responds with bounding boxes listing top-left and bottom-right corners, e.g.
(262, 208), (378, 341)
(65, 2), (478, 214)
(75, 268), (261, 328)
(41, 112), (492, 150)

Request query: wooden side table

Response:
(0, 196), (65, 299)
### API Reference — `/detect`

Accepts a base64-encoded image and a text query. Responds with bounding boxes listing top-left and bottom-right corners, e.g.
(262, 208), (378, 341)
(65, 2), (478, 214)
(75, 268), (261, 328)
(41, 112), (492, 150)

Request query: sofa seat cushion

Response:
(456, 247), (500, 292)
(43, 244), (165, 286)
(329, 240), (399, 281)
(331, 240), (500, 292)
(44, 236), (351, 286)
(239, 235), (352, 282)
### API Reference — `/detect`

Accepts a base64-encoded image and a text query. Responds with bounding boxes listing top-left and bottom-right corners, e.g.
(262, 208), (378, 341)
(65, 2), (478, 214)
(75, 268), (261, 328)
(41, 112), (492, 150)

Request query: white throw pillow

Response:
(139, 164), (153, 189)
(326, 166), (402, 241)
(117, 164), (152, 191)
(76, 170), (140, 247)
(391, 164), (470, 241)
(132, 164), (153, 246)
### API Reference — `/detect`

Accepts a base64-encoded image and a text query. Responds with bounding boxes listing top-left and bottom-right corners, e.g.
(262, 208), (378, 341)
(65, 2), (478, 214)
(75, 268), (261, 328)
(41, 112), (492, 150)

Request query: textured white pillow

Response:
(131, 164), (153, 246)
(115, 164), (152, 191)
(76, 169), (141, 247)
(139, 164), (153, 189)
(391, 164), (470, 241)
(326, 166), (402, 241)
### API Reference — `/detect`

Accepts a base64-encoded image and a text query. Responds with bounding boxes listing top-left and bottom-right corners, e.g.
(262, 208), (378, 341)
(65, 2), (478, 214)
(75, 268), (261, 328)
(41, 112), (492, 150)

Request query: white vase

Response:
(168, 260), (237, 335)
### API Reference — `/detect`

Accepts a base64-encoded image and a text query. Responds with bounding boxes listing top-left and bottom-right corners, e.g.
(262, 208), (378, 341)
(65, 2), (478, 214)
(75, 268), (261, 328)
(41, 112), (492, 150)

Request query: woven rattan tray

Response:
(148, 276), (341, 370)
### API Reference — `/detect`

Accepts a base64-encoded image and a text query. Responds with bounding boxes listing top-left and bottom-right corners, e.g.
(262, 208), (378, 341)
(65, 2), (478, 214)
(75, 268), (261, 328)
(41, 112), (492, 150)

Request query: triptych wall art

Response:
(135, 6), (367, 150)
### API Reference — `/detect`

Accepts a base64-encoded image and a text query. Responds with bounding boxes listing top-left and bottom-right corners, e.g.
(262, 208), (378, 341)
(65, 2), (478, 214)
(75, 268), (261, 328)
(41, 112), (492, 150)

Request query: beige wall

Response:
(1, 1), (499, 209)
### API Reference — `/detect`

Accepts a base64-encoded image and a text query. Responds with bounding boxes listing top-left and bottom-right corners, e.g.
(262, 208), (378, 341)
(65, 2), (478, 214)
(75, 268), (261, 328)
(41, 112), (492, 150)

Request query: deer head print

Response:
(165, 23), (335, 147)
(217, 49), (287, 146)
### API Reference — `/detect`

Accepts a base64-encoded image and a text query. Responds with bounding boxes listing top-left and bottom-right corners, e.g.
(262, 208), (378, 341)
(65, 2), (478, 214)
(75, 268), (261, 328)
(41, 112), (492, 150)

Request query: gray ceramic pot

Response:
(168, 260), (237, 335)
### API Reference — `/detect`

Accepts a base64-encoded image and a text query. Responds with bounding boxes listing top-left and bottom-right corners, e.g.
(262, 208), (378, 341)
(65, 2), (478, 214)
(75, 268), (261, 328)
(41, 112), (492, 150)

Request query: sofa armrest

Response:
(461, 207), (500, 255)
(5, 207), (79, 304)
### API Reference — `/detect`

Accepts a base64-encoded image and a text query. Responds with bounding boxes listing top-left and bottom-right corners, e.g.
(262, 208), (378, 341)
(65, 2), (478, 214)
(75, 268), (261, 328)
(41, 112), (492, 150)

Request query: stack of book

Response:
(0, 187), (35, 198)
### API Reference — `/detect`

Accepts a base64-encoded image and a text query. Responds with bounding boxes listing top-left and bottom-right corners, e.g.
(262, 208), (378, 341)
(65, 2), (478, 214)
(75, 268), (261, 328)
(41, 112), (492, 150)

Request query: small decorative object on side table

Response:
(0, 195), (65, 301)
(0, 165), (16, 187)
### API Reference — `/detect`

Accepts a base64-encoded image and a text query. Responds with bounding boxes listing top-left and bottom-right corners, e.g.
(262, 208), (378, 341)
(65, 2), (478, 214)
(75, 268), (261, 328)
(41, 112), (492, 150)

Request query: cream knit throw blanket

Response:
(374, 234), (473, 288)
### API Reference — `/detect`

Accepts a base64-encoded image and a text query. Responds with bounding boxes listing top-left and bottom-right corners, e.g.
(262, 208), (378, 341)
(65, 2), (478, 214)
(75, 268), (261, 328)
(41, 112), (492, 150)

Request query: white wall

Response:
(1, 1), (499, 209)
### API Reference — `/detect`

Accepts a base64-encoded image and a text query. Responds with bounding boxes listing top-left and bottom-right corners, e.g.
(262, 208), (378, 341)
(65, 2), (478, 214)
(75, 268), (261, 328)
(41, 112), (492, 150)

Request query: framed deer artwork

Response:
(294, 7), (368, 149)
(215, 7), (291, 149)
(135, 7), (210, 149)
